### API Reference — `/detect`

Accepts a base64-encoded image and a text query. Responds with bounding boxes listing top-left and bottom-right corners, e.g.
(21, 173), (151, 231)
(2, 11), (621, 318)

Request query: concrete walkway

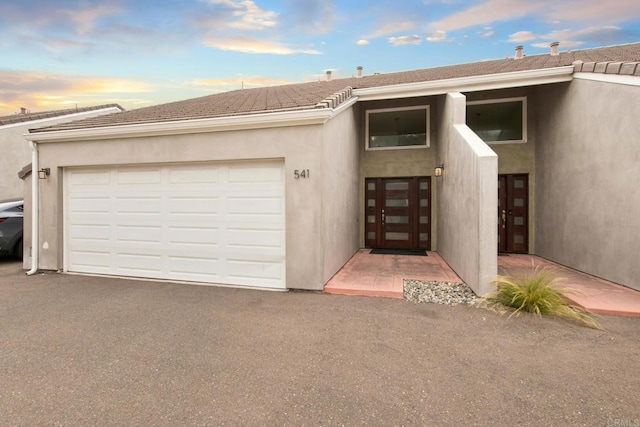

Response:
(324, 249), (462, 299)
(324, 249), (640, 317)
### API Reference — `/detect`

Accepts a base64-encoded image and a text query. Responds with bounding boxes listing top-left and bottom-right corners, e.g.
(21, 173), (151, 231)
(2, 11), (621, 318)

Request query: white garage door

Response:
(65, 161), (285, 289)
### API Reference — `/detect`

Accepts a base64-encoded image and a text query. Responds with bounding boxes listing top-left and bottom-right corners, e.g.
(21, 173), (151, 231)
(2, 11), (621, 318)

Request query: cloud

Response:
(508, 31), (537, 42)
(388, 35), (423, 46)
(532, 40), (584, 49)
(200, 0), (278, 31)
(0, 2), (122, 35)
(428, 0), (640, 35)
(428, 0), (539, 33)
(185, 75), (293, 89)
(531, 25), (625, 48)
(371, 21), (416, 38)
(0, 69), (151, 115)
(203, 35), (321, 54)
(426, 30), (451, 42)
(356, 39), (370, 46)
(284, 0), (338, 34)
(546, 1), (640, 25)
(61, 3), (122, 35)
(479, 27), (495, 38)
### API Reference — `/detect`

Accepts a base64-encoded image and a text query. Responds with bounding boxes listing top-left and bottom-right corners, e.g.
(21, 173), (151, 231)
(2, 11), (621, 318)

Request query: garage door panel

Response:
(228, 196), (283, 215)
(69, 250), (111, 269)
(227, 259), (284, 281)
(117, 169), (162, 185)
(69, 197), (111, 214)
(169, 167), (219, 184)
(227, 228), (283, 248)
(69, 224), (110, 241)
(69, 170), (111, 186)
(167, 256), (220, 276)
(167, 196), (219, 215)
(116, 225), (161, 243)
(227, 163), (282, 183)
(116, 197), (163, 214)
(167, 226), (219, 246)
(66, 161), (285, 289)
(116, 252), (163, 273)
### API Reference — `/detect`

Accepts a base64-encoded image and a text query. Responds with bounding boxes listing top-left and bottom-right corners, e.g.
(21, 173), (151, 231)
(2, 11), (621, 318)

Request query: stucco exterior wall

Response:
(436, 92), (498, 296)
(358, 98), (439, 249)
(466, 87), (536, 253)
(33, 124), (330, 290)
(321, 106), (360, 282)
(534, 78), (640, 291)
(0, 108), (121, 201)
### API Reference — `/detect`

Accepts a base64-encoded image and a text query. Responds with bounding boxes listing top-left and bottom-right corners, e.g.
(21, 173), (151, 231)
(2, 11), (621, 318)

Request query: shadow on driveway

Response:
(1, 263), (639, 425)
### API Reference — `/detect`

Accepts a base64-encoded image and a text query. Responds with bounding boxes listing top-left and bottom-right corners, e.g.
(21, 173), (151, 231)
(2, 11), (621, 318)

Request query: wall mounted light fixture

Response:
(38, 168), (50, 180)
(434, 164), (444, 177)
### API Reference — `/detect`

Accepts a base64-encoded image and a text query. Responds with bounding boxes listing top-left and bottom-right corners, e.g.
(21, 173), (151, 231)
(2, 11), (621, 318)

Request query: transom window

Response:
(466, 97), (527, 144)
(366, 106), (430, 150)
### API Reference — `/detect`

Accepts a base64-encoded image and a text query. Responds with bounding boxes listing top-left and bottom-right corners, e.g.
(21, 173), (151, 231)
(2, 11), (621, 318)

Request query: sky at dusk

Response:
(1, 0), (639, 116)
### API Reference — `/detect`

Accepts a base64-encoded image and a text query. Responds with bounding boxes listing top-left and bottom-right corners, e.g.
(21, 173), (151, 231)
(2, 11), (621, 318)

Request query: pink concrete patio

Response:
(323, 249), (640, 317)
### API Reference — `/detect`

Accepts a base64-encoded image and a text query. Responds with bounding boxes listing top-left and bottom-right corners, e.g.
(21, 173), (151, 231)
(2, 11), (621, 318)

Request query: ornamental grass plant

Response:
(484, 267), (602, 329)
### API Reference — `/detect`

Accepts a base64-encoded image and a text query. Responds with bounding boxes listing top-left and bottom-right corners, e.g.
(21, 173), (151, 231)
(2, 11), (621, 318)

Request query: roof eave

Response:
(1, 106), (123, 130)
(353, 66), (575, 101)
(25, 99), (357, 143)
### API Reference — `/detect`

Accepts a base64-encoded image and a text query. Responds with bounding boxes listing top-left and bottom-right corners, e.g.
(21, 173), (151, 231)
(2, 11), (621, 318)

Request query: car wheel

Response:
(14, 239), (23, 261)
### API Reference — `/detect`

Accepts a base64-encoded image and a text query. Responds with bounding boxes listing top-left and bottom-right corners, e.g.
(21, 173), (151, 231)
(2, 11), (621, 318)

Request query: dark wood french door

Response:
(365, 177), (431, 250)
(498, 174), (528, 253)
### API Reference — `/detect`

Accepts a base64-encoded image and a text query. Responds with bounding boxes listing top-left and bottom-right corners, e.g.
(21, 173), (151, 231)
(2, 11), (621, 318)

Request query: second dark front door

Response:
(365, 177), (431, 250)
(498, 174), (528, 253)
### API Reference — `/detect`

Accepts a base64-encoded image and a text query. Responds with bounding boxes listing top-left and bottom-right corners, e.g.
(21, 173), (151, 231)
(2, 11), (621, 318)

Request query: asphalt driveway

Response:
(1, 258), (639, 426)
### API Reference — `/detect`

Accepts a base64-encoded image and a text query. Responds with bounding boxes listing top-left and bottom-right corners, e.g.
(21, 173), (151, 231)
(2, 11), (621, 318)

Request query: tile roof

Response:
(0, 104), (123, 127)
(32, 43), (640, 133)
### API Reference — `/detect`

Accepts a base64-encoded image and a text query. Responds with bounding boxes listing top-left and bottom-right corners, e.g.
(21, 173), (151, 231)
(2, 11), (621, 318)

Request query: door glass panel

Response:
(386, 216), (408, 224)
(419, 216), (429, 224)
(367, 182), (375, 191)
(367, 199), (375, 207)
(385, 182), (408, 190)
(514, 198), (524, 207)
(420, 199), (429, 207)
(385, 232), (408, 240)
(419, 181), (429, 190)
(514, 216), (524, 226)
(386, 199), (408, 207)
(514, 179), (525, 188)
(367, 232), (375, 240)
(368, 215), (375, 223)
(419, 233), (429, 241)
(514, 235), (524, 244)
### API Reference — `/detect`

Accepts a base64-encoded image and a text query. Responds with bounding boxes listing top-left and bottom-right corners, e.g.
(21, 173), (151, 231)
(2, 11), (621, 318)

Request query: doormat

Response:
(498, 253), (510, 256)
(370, 248), (427, 256)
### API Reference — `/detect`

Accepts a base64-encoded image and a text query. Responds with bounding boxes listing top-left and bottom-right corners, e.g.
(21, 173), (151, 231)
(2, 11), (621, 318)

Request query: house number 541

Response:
(294, 169), (310, 179)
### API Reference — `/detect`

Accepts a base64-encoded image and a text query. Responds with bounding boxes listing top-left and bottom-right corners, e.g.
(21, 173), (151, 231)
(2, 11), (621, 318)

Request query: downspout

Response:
(26, 140), (39, 275)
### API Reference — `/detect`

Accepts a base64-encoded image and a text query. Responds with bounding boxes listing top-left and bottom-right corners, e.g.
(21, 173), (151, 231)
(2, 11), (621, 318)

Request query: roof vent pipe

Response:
(514, 45), (524, 60)
(550, 41), (559, 56)
(326, 70), (332, 81)
(356, 66), (363, 78)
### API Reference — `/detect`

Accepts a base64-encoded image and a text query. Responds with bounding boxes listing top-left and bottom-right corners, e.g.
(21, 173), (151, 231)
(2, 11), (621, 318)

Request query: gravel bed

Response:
(404, 279), (481, 306)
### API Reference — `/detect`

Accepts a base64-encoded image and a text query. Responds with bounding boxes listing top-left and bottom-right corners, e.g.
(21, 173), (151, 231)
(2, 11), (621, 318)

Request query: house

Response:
(0, 104), (124, 201)
(22, 42), (640, 295)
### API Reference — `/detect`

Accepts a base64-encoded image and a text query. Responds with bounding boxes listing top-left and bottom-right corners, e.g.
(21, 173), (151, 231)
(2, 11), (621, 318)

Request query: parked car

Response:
(0, 200), (23, 260)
